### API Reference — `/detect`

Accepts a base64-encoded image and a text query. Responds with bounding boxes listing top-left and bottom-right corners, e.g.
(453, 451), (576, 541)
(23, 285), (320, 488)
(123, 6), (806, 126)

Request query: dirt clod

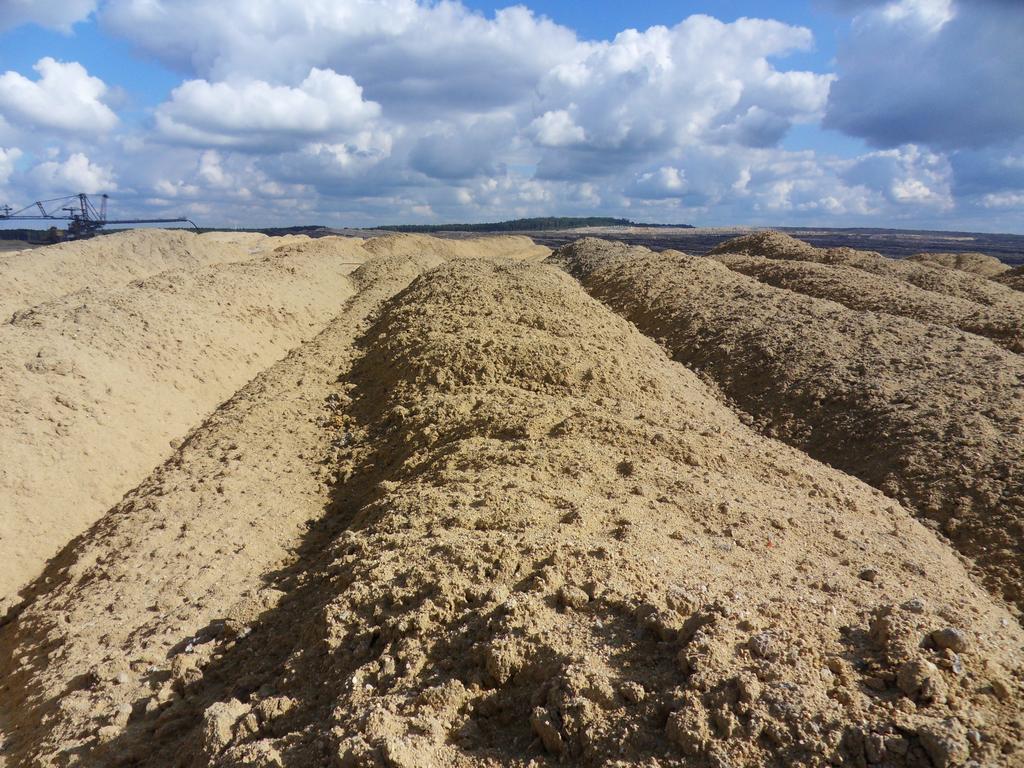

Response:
(918, 718), (971, 768)
(931, 627), (970, 653)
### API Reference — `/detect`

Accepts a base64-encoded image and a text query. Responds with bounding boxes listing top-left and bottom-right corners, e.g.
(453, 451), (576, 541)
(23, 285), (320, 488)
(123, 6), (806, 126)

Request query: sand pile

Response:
(266, 235), (364, 257)
(360, 233), (551, 261)
(0, 230), (282, 320)
(0, 233), (547, 611)
(706, 230), (819, 261)
(0, 250), (447, 767)
(0, 242), (366, 609)
(554, 238), (1024, 615)
(908, 252), (1011, 278)
(3, 258), (1021, 768)
(710, 231), (1024, 310)
(711, 252), (1024, 352)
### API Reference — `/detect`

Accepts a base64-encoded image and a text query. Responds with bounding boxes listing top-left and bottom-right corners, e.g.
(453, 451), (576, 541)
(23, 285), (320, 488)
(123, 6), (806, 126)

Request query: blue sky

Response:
(0, 0), (1022, 231)
(0, 22), (179, 105)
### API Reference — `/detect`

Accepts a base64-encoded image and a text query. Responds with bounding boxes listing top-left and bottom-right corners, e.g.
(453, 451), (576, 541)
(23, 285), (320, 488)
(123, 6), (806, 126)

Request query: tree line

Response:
(375, 217), (694, 233)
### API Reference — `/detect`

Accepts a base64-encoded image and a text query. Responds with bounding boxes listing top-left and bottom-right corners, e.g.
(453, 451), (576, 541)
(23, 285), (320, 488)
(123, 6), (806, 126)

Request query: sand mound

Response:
(712, 252), (1024, 353)
(268, 234), (364, 257)
(0, 241), (367, 609)
(3, 258), (1021, 768)
(707, 230), (820, 261)
(995, 265), (1024, 292)
(360, 233), (550, 262)
(711, 231), (1024, 309)
(0, 233), (547, 611)
(555, 238), (1024, 615)
(0, 230), (281, 319)
(0, 251), (446, 767)
(908, 252), (1010, 277)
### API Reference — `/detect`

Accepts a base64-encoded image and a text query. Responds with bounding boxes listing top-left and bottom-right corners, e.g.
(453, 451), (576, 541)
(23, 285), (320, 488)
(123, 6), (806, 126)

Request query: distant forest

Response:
(375, 217), (694, 233)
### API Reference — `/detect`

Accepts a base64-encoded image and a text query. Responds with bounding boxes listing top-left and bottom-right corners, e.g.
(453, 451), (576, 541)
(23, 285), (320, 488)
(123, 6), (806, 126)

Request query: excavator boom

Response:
(0, 193), (197, 240)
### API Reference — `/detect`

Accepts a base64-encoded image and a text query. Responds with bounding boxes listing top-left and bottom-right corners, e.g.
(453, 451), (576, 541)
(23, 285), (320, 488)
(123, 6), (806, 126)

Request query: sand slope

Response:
(0, 251), (446, 766)
(554, 238), (1024, 616)
(0, 232), (546, 610)
(710, 231), (1024, 309)
(711, 252), (1024, 352)
(0, 243), (365, 608)
(908, 252), (1010, 278)
(0, 230), (284, 320)
(360, 233), (550, 261)
(2, 258), (1021, 767)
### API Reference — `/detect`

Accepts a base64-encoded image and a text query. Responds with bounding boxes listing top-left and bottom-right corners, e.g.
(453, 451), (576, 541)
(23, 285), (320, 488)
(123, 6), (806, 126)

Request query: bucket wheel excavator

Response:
(1, 193), (198, 241)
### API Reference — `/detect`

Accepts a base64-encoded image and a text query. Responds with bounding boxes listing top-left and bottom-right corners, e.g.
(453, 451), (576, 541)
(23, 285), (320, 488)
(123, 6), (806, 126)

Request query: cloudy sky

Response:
(0, 0), (1021, 231)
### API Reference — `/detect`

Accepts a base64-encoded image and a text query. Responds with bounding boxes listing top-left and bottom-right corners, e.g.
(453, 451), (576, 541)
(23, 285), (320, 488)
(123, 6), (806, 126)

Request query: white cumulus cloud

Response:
(100, 0), (579, 116)
(629, 167), (688, 199)
(0, 58), (118, 133)
(408, 117), (516, 180)
(30, 152), (116, 194)
(0, 1), (1016, 230)
(0, 146), (21, 185)
(532, 16), (833, 179)
(154, 68), (381, 149)
(529, 110), (586, 147)
(841, 145), (953, 209)
(982, 192), (1024, 209)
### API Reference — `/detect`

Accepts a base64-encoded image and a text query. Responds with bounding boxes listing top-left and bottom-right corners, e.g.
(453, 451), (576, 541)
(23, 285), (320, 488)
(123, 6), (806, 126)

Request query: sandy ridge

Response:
(995, 265), (1024, 292)
(709, 231), (1024, 309)
(0, 230), (293, 320)
(1, 236), (1021, 767)
(0, 251), (448, 765)
(359, 232), (549, 261)
(554, 238), (1024, 617)
(0, 233), (546, 611)
(908, 252), (1011, 278)
(70, 258), (1021, 767)
(0, 242), (368, 607)
(711, 252), (1024, 353)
